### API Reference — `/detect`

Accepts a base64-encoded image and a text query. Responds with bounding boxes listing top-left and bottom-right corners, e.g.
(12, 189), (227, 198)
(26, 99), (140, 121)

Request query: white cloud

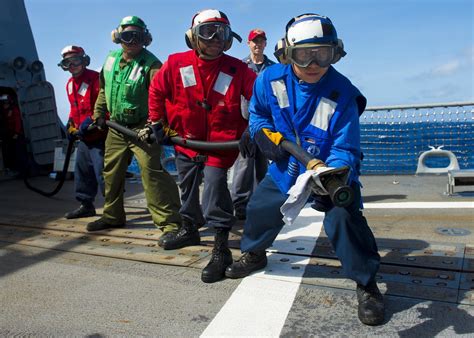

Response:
(431, 60), (461, 76)
(407, 45), (473, 81)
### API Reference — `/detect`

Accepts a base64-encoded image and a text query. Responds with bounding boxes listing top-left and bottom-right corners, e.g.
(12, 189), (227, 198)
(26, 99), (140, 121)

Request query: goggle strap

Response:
(232, 31), (242, 43)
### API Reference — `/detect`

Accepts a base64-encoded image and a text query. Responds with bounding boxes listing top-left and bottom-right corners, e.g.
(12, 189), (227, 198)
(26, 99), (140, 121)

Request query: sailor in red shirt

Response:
(145, 9), (256, 283)
(0, 93), (27, 177)
(58, 45), (107, 219)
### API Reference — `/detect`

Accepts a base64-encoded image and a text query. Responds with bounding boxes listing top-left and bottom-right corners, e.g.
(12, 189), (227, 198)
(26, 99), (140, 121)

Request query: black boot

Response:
(65, 203), (96, 219)
(201, 228), (233, 283)
(158, 220), (200, 250)
(86, 218), (124, 232)
(356, 280), (385, 326)
(225, 250), (267, 279)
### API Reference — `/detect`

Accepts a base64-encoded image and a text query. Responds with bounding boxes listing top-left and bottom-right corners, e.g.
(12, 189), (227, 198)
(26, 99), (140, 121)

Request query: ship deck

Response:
(0, 174), (473, 336)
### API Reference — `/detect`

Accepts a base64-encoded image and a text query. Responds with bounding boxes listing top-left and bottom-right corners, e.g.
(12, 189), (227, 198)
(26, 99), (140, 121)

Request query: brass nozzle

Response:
(307, 159), (326, 170)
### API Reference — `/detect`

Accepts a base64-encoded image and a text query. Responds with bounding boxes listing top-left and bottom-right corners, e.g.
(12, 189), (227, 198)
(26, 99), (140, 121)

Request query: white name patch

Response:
(104, 56), (115, 72)
(180, 65), (197, 88)
(310, 97), (337, 131)
(270, 80), (290, 108)
(129, 65), (143, 82)
(78, 82), (89, 96)
(213, 72), (233, 96)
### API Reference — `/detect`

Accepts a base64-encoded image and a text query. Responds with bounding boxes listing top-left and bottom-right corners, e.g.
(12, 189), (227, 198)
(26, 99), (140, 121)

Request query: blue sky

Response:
(24, 0), (473, 123)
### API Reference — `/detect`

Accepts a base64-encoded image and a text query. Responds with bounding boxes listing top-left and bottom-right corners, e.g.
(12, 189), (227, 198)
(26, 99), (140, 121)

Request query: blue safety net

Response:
(360, 105), (473, 174)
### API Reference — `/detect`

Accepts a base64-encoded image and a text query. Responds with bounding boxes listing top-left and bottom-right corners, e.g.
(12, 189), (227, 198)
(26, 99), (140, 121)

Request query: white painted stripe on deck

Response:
(201, 200), (473, 336)
(201, 209), (324, 337)
(365, 201), (474, 208)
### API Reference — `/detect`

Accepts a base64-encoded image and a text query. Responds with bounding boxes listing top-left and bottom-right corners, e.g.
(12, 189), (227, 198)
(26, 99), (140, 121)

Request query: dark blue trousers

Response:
(241, 175), (380, 286)
(175, 152), (235, 230)
(231, 148), (268, 212)
(74, 141), (105, 206)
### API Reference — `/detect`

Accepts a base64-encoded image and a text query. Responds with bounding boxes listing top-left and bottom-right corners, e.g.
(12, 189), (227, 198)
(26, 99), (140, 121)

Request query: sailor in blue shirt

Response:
(225, 14), (385, 326)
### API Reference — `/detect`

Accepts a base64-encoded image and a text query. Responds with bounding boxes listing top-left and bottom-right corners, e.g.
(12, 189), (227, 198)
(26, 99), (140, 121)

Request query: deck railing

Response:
(360, 101), (474, 174)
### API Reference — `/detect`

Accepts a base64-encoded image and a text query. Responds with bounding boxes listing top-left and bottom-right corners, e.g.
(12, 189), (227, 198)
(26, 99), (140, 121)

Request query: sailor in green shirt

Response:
(86, 16), (182, 243)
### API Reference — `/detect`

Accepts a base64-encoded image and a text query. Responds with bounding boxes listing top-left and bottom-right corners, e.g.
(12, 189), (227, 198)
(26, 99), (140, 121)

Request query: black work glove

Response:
(238, 128), (256, 158)
(95, 116), (107, 130)
(254, 128), (289, 162)
(310, 194), (334, 212)
(150, 121), (177, 145)
(79, 116), (95, 135)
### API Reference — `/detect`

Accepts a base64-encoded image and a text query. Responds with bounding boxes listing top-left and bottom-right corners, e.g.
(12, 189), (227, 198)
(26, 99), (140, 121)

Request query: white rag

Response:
(280, 167), (336, 225)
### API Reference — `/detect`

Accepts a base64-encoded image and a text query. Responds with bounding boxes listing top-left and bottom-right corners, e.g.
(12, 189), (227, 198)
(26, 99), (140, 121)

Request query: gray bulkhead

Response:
(0, 0), (64, 166)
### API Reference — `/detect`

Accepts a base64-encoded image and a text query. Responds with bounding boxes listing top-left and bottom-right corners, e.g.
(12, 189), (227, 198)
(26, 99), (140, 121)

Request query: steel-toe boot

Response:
(158, 219), (200, 250)
(65, 203), (96, 219)
(225, 250), (267, 278)
(201, 228), (233, 283)
(356, 280), (385, 325)
(86, 218), (124, 232)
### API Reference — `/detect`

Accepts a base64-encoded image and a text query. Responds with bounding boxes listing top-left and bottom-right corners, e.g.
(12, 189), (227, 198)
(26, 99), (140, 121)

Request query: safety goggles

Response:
(119, 30), (145, 44)
(58, 56), (83, 70)
(194, 22), (231, 41)
(287, 45), (335, 68)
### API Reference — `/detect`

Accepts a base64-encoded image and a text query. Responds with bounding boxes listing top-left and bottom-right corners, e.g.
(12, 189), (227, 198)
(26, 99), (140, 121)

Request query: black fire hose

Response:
(106, 121), (353, 207)
(23, 138), (75, 197)
(106, 120), (239, 151)
(280, 140), (354, 208)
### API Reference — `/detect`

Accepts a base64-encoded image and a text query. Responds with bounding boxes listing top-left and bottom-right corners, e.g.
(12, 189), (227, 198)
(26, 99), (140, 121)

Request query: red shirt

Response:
(66, 68), (106, 142)
(67, 68), (100, 126)
(149, 50), (256, 168)
(3, 105), (23, 137)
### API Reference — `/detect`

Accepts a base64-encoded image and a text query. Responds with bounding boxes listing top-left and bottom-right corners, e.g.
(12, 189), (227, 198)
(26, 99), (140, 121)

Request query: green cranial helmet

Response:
(119, 16), (147, 29)
(112, 15), (152, 46)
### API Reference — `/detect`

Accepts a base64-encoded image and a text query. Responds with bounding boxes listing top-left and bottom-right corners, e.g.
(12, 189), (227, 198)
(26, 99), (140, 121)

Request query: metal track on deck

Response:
(0, 216), (472, 306)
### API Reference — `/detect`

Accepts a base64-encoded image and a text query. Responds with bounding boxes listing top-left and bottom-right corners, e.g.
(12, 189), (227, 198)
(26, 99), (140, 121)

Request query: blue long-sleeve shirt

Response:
(248, 64), (366, 194)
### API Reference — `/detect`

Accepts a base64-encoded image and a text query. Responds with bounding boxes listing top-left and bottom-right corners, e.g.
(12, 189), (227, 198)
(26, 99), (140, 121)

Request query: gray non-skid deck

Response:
(0, 174), (472, 336)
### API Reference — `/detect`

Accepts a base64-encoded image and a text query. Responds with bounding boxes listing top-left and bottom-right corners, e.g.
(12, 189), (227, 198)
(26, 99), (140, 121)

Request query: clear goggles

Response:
(58, 56), (83, 70)
(194, 22), (231, 41)
(120, 30), (145, 44)
(287, 45), (335, 68)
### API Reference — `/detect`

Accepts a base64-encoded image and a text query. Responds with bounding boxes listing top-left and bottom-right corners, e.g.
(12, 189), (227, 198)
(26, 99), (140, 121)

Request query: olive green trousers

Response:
(101, 127), (181, 232)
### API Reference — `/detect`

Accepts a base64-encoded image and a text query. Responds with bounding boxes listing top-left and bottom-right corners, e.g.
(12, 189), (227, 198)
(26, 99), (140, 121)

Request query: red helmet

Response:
(58, 45), (90, 70)
(191, 9), (230, 28)
(185, 9), (241, 53)
(61, 45), (85, 58)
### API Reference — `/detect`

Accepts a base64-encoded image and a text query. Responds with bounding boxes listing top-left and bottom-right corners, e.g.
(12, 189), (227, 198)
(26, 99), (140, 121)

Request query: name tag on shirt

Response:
(129, 65), (143, 82)
(78, 82), (89, 96)
(270, 80), (290, 108)
(104, 56), (115, 72)
(310, 97), (337, 131)
(180, 65), (197, 88)
(213, 72), (232, 96)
